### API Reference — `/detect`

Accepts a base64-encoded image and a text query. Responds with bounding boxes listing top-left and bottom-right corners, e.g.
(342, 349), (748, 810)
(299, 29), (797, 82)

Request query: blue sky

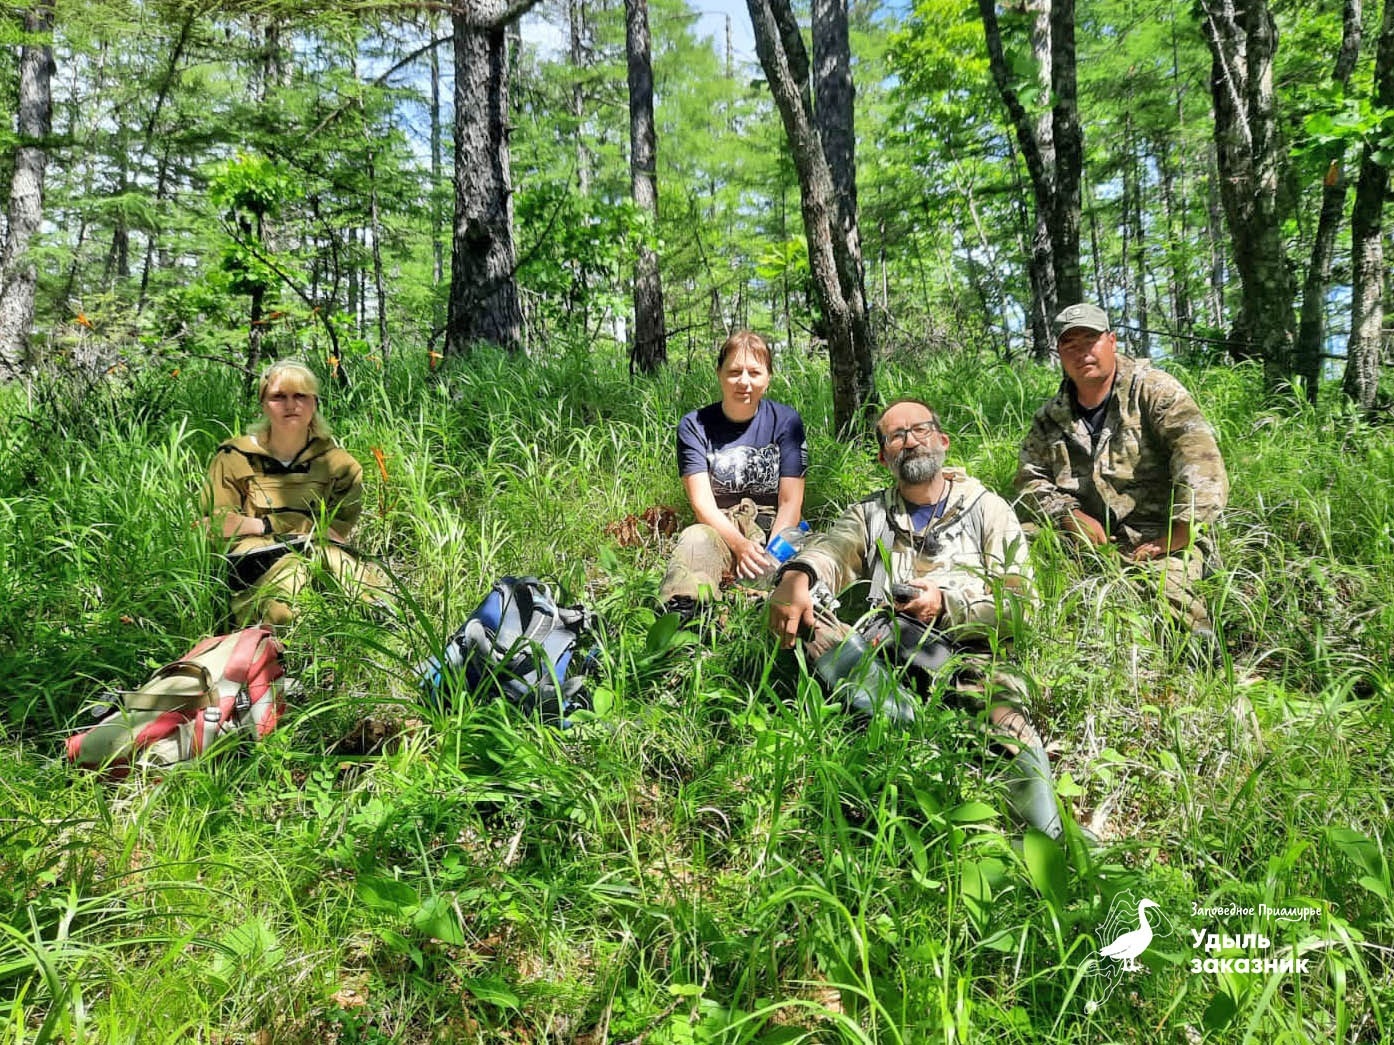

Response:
(521, 0), (758, 66)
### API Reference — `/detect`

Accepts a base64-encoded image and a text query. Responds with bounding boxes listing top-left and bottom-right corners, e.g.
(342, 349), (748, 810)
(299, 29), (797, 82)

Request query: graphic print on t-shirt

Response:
(708, 443), (781, 502)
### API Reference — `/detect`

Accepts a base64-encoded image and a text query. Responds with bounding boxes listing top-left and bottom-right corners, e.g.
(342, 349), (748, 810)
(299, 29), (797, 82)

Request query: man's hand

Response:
(732, 535), (778, 579)
(894, 577), (943, 624)
(1063, 509), (1110, 546)
(1129, 539), (1165, 562)
(768, 571), (815, 648)
(1130, 520), (1190, 562)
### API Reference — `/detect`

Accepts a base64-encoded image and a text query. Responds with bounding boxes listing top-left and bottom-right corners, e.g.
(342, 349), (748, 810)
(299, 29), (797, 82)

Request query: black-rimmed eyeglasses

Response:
(883, 421), (939, 448)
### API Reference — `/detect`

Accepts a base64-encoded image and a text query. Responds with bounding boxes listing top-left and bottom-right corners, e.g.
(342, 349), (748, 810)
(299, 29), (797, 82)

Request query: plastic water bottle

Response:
(752, 521), (811, 587)
(766, 520), (811, 564)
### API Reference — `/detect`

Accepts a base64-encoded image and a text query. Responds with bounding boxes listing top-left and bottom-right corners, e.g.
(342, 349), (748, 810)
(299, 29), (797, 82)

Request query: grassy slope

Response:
(0, 344), (1391, 1043)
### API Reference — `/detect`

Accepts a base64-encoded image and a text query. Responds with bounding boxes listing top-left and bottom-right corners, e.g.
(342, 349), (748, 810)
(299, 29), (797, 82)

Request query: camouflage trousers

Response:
(658, 498), (771, 604)
(804, 609), (1043, 754)
(230, 541), (392, 627)
(1120, 543), (1211, 631)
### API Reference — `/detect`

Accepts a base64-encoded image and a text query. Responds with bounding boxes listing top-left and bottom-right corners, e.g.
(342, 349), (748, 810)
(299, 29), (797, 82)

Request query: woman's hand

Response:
(214, 512), (269, 539)
(731, 535), (778, 579)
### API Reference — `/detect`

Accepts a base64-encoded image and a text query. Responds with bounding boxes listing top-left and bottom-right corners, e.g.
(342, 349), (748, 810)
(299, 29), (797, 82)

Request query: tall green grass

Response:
(0, 344), (1390, 1042)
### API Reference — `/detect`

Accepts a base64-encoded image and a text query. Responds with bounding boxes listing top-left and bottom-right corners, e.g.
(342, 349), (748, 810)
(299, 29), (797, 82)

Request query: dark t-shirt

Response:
(676, 398), (808, 510)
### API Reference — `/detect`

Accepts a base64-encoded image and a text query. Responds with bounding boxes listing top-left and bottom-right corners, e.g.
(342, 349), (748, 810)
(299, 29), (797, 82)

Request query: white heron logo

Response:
(1083, 893), (1172, 1012)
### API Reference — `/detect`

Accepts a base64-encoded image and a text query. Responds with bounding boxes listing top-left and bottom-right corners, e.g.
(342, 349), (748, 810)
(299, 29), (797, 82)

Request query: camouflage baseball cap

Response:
(1055, 303), (1110, 336)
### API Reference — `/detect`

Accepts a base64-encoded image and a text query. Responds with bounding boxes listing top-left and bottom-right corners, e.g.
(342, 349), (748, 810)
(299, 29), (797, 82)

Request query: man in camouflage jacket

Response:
(768, 398), (1069, 839)
(1015, 303), (1229, 631)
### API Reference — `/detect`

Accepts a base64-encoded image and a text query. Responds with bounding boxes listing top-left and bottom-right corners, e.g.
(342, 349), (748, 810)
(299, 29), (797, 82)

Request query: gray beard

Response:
(893, 445), (945, 485)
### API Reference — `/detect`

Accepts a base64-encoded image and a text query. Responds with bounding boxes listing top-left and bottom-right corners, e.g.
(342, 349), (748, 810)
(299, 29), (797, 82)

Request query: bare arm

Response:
(682, 472), (775, 579)
(1062, 508), (1109, 546)
(769, 475), (805, 537)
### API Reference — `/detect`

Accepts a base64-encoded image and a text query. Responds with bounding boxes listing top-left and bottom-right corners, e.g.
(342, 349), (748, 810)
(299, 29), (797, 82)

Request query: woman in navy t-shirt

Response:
(658, 331), (808, 616)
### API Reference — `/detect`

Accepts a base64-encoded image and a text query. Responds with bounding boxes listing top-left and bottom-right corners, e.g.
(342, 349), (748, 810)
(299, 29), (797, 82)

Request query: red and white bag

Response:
(66, 627), (286, 774)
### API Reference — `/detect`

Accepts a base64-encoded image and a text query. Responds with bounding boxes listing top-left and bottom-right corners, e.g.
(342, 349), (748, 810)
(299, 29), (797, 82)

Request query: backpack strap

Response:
(221, 628), (267, 685)
(864, 487), (990, 604)
(121, 662), (215, 711)
(864, 493), (894, 605)
(505, 577), (560, 644)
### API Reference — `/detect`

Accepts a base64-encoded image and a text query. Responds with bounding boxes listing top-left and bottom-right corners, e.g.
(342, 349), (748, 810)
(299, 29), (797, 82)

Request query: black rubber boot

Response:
(1005, 745), (1064, 839)
(812, 632), (920, 725)
(659, 595), (699, 626)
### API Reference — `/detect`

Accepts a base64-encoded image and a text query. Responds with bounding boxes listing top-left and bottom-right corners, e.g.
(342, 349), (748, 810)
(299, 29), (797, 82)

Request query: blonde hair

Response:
(716, 330), (772, 372)
(252, 359), (331, 440)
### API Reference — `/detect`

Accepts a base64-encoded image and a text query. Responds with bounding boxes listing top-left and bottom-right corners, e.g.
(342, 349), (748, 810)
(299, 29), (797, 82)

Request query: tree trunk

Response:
(979, 0), (1082, 359)
(1158, 136), (1193, 338)
(1048, 0), (1083, 305)
(1166, 23), (1194, 339)
(1345, 0), (1394, 409)
(448, 4), (539, 355)
(1295, 0), (1361, 402)
(811, 0), (875, 406)
(368, 155), (389, 364)
(570, 0), (591, 196)
(1206, 143), (1226, 328)
(105, 162), (130, 285)
(1122, 125), (1150, 356)
(1120, 118), (1135, 333)
(747, 0), (877, 434)
(430, 26), (444, 293)
(0, 1), (56, 380)
(625, 0), (667, 374)
(1201, 0), (1297, 385)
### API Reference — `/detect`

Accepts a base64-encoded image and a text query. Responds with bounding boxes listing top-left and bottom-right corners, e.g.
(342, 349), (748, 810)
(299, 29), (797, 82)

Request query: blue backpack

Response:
(416, 576), (599, 725)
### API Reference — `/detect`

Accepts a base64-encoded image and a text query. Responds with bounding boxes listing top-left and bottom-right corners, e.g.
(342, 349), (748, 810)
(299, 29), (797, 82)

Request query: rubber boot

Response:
(1005, 745), (1063, 839)
(812, 632), (919, 725)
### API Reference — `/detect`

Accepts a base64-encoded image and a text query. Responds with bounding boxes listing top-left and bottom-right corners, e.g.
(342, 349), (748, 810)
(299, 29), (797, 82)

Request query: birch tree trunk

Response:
(0, 1), (56, 379)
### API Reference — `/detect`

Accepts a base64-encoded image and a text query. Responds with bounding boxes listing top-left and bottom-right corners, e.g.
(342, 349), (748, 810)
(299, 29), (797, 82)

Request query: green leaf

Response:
(412, 894), (466, 944)
(1054, 771), (1084, 798)
(1202, 990), (1237, 1031)
(1327, 827), (1386, 881)
(589, 685), (615, 715)
(948, 800), (998, 823)
(375, 928), (423, 969)
(669, 982), (705, 997)
(1023, 829), (1068, 909)
(356, 874), (419, 915)
(460, 975), (521, 1012)
(961, 858), (995, 932)
(646, 612), (682, 654)
(1357, 875), (1390, 899)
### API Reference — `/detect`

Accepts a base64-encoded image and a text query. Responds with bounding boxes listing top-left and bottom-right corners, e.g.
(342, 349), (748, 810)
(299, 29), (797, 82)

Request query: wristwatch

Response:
(261, 517), (273, 536)
(774, 560), (818, 587)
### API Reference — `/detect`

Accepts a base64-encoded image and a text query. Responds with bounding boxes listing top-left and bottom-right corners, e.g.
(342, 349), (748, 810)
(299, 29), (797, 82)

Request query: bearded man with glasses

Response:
(767, 398), (1074, 841)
